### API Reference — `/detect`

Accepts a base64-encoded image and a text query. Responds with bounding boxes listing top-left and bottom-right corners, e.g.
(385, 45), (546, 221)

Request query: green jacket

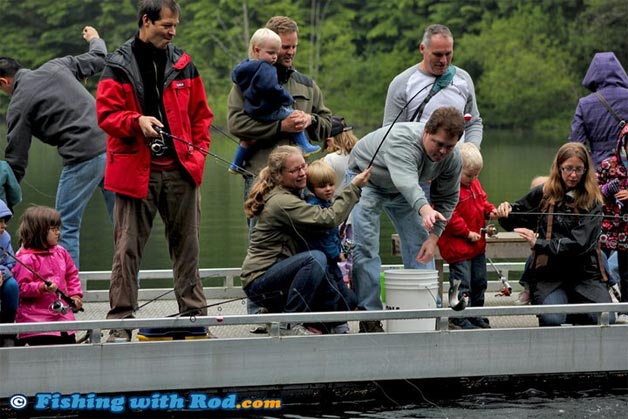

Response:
(240, 183), (360, 288)
(227, 67), (332, 174)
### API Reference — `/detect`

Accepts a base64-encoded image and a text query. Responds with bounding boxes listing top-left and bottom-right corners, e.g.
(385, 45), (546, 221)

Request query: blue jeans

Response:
(245, 251), (336, 314)
(448, 254), (487, 307)
(351, 184), (434, 311)
(0, 277), (18, 323)
(56, 153), (114, 269)
(537, 287), (614, 326)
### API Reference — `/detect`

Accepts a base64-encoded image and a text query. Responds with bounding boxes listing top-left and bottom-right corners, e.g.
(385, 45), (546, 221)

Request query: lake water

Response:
(0, 126), (562, 271)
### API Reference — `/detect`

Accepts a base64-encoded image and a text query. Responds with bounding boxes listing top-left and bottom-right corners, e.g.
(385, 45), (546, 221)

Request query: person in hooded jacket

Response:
(569, 52), (628, 168)
(0, 199), (18, 346)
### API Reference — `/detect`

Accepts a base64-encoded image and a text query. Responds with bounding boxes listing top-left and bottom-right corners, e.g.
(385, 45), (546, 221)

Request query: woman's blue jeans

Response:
(537, 286), (615, 326)
(245, 251), (335, 314)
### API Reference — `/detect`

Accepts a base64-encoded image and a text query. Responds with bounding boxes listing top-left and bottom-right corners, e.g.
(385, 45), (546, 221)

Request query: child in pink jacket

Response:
(13, 206), (83, 345)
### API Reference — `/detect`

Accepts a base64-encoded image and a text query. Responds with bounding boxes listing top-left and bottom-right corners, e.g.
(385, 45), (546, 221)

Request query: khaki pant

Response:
(107, 170), (207, 319)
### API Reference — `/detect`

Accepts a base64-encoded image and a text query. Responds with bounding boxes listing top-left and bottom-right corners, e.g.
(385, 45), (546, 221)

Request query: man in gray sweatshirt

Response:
(348, 106), (464, 332)
(383, 24), (482, 147)
(0, 26), (114, 269)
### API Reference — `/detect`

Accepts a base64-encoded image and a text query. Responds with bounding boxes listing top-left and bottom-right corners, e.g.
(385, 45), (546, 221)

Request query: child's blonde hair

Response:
(459, 142), (483, 171)
(248, 28), (281, 60)
(306, 159), (337, 191)
(329, 131), (358, 155)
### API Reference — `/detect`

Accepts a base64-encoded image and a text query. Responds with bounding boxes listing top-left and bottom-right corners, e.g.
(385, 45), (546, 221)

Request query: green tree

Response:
(457, 3), (578, 131)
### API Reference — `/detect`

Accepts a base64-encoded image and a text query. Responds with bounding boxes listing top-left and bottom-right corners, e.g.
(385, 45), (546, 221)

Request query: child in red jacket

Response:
(438, 143), (497, 329)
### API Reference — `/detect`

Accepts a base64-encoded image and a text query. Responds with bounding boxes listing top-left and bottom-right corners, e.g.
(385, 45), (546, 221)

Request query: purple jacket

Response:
(569, 52), (628, 167)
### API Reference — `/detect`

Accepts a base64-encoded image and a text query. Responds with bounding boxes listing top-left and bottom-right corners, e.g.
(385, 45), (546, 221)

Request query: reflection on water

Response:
(0, 127), (563, 271)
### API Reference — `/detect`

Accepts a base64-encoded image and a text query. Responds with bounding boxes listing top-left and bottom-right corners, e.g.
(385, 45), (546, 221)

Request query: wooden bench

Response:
(391, 231), (530, 260)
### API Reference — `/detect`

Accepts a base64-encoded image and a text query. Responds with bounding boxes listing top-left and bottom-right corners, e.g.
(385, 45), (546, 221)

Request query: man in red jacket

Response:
(96, 0), (213, 342)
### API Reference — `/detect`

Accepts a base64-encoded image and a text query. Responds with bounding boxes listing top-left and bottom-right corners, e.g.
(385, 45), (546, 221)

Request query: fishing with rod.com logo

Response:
(6, 392), (282, 414)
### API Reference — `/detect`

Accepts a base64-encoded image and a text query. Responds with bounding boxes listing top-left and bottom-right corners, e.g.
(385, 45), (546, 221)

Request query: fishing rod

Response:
(0, 246), (83, 313)
(152, 126), (256, 177)
(487, 256), (512, 297)
(508, 211), (628, 221)
(479, 224), (514, 297)
(170, 289), (286, 318)
(367, 82), (435, 168)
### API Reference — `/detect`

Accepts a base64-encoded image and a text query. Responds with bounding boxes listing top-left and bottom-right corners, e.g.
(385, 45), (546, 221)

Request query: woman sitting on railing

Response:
(495, 143), (613, 326)
(240, 145), (370, 335)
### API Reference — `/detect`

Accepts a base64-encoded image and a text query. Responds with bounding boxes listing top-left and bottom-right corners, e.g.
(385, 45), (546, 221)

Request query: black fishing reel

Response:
(149, 137), (169, 157)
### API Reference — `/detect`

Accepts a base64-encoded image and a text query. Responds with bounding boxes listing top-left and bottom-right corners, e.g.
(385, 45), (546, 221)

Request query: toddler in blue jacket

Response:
(228, 28), (320, 174)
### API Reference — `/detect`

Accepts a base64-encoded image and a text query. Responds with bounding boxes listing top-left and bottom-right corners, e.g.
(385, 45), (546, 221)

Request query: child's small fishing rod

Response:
(0, 246), (83, 313)
(152, 126), (256, 177)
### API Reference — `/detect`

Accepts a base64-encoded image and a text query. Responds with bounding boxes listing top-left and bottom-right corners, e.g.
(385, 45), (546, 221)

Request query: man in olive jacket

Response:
(227, 16), (332, 195)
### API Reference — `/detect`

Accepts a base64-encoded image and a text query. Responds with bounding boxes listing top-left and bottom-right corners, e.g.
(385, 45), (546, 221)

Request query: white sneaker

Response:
(331, 322), (350, 334)
(615, 314), (628, 324)
(106, 329), (132, 342)
(514, 290), (531, 305)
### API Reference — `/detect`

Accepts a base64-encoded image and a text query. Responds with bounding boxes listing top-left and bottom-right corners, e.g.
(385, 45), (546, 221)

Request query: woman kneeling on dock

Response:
(495, 143), (612, 326)
(240, 145), (370, 335)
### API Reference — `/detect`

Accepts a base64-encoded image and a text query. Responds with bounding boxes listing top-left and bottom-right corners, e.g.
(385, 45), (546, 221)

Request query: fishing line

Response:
(401, 379), (447, 414)
(210, 125), (240, 146)
(367, 82), (435, 168)
(22, 179), (57, 200)
(153, 127), (256, 177)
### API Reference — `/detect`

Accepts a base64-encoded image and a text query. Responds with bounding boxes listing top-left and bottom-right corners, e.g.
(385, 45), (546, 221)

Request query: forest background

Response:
(0, 0), (626, 137)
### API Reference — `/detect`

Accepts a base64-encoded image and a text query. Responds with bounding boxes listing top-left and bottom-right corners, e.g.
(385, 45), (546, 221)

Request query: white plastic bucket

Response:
(384, 269), (438, 332)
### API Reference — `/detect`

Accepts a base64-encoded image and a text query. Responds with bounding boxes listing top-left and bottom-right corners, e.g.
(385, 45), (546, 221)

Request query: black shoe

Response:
(249, 307), (269, 334)
(359, 320), (384, 333)
(448, 319), (462, 330)
(469, 317), (491, 329)
(0, 335), (16, 347)
(449, 318), (479, 330)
